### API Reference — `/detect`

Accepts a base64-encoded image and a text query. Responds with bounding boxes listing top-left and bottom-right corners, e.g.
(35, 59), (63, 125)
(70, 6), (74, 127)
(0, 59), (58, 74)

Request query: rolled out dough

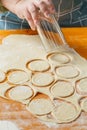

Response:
(0, 34), (87, 124)
(0, 70), (5, 82)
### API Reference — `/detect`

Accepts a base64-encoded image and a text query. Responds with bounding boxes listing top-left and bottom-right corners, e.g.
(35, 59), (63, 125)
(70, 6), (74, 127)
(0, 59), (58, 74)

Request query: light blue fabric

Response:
(0, 12), (30, 29)
(0, 0), (87, 29)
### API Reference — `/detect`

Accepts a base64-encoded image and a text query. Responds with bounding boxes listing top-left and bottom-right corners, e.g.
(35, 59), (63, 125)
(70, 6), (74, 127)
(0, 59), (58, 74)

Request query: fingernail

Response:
(35, 20), (40, 26)
(32, 28), (35, 30)
(45, 12), (50, 18)
(31, 26), (35, 30)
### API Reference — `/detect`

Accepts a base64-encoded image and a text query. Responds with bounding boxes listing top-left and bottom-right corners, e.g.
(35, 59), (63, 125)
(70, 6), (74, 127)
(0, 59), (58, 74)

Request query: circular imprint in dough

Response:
(7, 70), (30, 84)
(27, 99), (53, 115)
(0, 70), (6, 82)
(8, 85), (33, 100)
(80, 98), (87, 112)
(32, 73), (54, 87)
(76, 78), (87, 95)
(48, 53), (70, 64)
(27, 59), (50, 72)
(56, 65), (79, 79)
(51, 81), (74, 98)
(52, 102), (78, 123)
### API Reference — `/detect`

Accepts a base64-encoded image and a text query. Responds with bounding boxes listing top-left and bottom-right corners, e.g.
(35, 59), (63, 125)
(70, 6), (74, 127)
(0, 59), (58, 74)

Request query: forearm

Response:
(0, 0), (20, 13)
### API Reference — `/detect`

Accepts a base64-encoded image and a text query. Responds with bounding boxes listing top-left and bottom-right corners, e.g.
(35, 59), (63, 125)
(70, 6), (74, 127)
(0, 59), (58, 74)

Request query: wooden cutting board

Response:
(0, 28), (87, 130)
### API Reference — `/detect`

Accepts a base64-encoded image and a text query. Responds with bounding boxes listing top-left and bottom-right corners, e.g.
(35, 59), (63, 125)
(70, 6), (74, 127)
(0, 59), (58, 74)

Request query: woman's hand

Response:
(14, 0), (55, 30)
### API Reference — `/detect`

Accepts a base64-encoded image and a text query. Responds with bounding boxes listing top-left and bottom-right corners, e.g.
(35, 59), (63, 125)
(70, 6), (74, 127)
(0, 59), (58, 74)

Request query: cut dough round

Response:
(27, 99), (53, 115)
(52, 102), (78, 123)
(56, 65), (79, 78)
(0, 70), (6, 82)
(9, 85), (33, 100)
(7, 70), (30, 84)
(76, 78), (87, 95)
(27, 59), (50, 72)
(48, 53), (70, 64)
(51, 81), (74, 97)
(32, 73), (54, 87)
(81, 98), (87, 112)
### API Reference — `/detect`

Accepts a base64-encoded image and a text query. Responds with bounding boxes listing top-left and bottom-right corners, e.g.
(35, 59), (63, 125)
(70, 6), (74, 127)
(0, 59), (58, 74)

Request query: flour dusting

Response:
(0, 120), (20, 130)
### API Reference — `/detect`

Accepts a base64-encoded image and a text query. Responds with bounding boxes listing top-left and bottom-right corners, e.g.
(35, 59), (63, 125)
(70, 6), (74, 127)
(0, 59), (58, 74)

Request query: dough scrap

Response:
(9, 85), (33, 100)
(0, 82), (11, 99)
(27, 59), (50, 72)
(52, 102), (78, 123)
(0, 70), (5, 82)
(81, 98), (87, 112)
(27, 98), (53, 115)
(51, 81), (74, 97)
(56, 65), (79, 78)
(7, 70), (30, 84)
(32, 73), (54, 87)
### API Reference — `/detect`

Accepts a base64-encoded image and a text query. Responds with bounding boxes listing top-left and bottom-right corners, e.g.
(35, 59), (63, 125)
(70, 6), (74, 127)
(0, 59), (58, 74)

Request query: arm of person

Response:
(1, 0), (55, 30)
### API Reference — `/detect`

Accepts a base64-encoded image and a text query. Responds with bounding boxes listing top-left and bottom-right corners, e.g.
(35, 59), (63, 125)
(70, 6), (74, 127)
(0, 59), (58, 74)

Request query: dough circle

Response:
(7, 70), (30, 84)
(9, 85), (33, 100)
(32, 73), (54, 87)
(76, 78), (87, 95)
(48, 53), (70, 64)
(27, 99), (53, 115)
(81, 98), (87, 112)
(0, 70), (6, 82)
(27, 59), (50, 72)
(51, 81), (74, 97)
(52, 102), (77, 123)
(56, 65), (79, 78)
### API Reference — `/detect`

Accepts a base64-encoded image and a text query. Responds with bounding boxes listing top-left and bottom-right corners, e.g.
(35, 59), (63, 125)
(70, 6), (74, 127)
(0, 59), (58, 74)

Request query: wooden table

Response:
(0, 28), (87, 130)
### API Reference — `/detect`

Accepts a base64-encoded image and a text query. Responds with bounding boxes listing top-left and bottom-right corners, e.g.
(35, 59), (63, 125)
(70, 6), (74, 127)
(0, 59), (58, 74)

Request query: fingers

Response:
(23, 8), (36, 30)
(28, 4), (40, 26)
(38, 1), (49, 17)
(35, 0), (55, 17)
(15, 0), (55, 30)
(26, 0), (55, 29)
(24, 3), (40, 30)
(45, 0), (55, 13)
